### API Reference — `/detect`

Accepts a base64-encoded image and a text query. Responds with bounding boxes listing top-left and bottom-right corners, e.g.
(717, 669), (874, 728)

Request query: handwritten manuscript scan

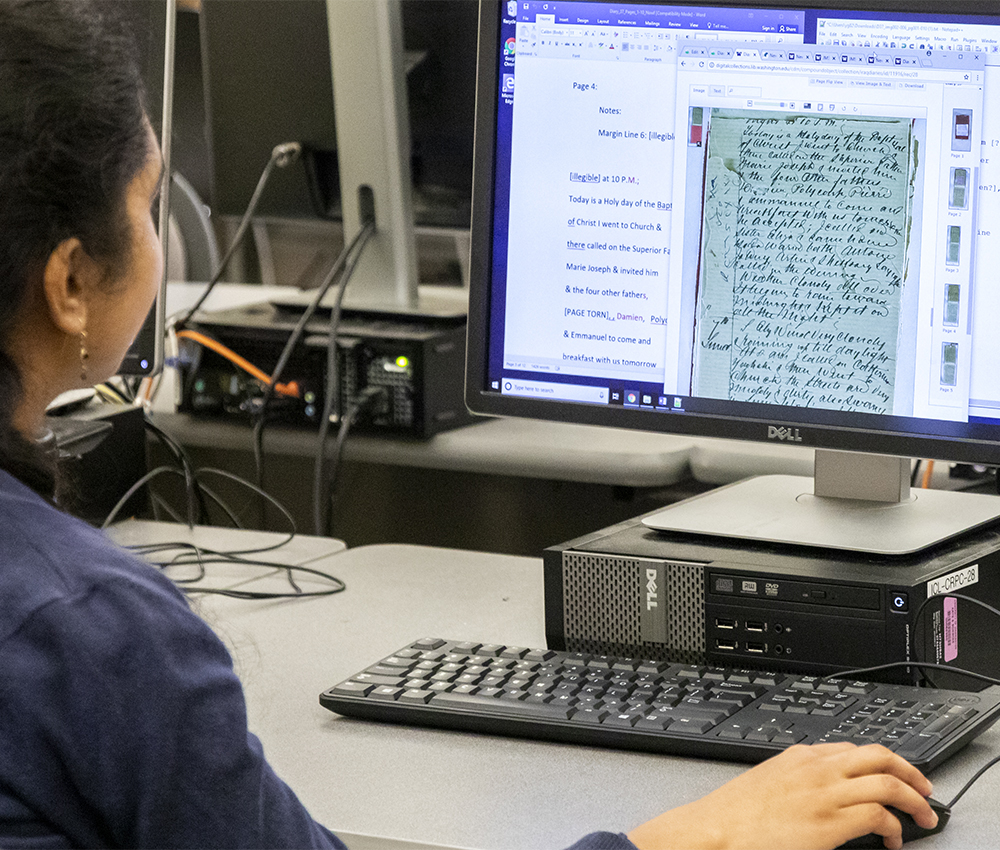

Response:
(693, 111), (915, 414)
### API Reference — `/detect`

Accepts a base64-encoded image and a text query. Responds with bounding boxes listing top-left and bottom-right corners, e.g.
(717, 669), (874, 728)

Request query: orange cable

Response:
(920, 459), (935, 489)
(175, 329), (300, 398)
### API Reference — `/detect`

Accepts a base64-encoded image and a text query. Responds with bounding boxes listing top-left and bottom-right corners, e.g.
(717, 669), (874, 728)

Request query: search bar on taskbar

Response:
(501, 379), (608, 404)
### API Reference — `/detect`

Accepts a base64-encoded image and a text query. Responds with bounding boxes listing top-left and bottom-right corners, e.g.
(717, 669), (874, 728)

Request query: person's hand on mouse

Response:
(627, 742), (937, 850)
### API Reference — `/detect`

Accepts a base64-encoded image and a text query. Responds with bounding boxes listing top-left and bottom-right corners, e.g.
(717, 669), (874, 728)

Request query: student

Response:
(0, 2), (938, 848)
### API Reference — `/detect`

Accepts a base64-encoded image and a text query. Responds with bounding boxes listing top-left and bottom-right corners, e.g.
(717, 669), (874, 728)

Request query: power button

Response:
(890, 591), (909, 613)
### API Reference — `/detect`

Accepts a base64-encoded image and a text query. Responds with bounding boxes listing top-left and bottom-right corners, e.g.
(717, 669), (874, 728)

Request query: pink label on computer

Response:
(944, 596), (958, 663)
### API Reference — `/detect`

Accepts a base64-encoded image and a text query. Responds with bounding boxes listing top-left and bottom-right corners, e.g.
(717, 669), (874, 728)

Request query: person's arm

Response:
(1, 566), (346, 849)
(626, 743), (937, 850)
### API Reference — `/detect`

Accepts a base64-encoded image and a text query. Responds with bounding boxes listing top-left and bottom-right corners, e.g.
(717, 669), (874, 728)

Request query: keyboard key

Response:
(923, 707), (974, 736)
(524, 649), (556, 662)
(353, 672), (407, 687)
(332, 681), (373, 696)
(667, 717), (715, 735)
(399, 689), (433, 704)
(430, 691), (574, 720)
(772, 730), (805, 745)
(894, 733), (941, 761)
(370, 686), (404, 700)
(717, 722), (752, 740)
(412, 638), (446, 650)
(745, 727), (776, 742)
(500, 646), (529, 659)
(380, 656), (416, 669)
(571, 707), (608, 724)
(603, 712), (643, 729)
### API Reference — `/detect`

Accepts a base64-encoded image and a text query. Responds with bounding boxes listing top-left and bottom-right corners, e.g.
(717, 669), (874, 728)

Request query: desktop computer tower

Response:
(544, 511), (1000, 688)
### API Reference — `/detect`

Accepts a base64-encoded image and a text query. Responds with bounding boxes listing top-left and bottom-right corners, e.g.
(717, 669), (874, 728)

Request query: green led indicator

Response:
(304, 391), (316, 404)
(395, 356), (410, 369)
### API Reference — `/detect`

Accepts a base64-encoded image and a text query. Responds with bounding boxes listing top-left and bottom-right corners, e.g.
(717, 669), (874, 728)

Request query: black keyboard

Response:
(320, 638), (1000, 770)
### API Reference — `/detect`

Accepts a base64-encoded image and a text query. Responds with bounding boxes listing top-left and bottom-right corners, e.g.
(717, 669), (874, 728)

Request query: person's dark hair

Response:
(0, 0), (151, 496)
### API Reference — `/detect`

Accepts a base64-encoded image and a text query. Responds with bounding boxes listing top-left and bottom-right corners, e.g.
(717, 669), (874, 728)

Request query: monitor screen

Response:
(466, 0), (1000, 552)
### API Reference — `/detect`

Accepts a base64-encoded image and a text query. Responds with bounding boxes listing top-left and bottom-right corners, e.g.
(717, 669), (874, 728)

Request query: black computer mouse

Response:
(840, 798), (951, 848)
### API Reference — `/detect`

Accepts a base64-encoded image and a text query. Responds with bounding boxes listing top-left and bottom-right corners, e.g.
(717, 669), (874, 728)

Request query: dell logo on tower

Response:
(645, 568), (659, 610)
(638, 562), (667, 644)
(767, 425), (803, 443)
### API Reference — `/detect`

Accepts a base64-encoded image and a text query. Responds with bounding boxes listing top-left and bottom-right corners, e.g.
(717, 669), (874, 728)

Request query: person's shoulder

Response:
(0, 469), (186, 639)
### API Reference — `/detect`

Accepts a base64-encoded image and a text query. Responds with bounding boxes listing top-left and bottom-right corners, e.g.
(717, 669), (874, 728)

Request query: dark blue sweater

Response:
(0, 470), (635, 850)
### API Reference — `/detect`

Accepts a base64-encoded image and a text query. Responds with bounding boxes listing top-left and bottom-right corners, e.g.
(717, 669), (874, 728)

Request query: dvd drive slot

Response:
(709, 573), (880, 610)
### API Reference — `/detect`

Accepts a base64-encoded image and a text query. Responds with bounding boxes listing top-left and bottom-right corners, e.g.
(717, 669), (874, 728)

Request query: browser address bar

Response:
(681, 59), (979, 83)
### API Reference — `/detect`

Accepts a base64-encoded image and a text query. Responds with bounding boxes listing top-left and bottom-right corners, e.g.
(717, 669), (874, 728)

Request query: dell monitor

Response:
(466, 0), (1000, 554)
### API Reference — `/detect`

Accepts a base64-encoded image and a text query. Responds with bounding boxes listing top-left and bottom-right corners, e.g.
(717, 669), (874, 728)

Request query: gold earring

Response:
(79, 330), (89, 383)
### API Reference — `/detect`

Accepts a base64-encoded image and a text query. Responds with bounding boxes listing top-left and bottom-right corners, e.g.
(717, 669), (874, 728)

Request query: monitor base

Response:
(641, 474), (1000, 555)
(271, 283), (467, 320)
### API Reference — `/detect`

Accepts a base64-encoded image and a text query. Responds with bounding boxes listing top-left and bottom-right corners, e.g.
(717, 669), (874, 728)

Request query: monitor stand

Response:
(641, 450), (1000, 555)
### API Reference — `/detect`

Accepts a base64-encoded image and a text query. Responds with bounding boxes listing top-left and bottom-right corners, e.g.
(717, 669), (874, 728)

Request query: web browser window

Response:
(666, 47), (985, 421)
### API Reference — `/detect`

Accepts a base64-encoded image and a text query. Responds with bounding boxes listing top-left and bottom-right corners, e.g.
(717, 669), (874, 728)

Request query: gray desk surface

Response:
(150, 411), (696, 488)
(115, 532), (1000, 850)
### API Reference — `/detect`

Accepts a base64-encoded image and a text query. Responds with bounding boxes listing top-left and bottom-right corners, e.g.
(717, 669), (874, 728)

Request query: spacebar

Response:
(430, 692), (574, 720)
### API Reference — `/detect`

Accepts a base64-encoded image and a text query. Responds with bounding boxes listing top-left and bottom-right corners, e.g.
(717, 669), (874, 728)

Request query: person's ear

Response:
(41, 237), (98, 335)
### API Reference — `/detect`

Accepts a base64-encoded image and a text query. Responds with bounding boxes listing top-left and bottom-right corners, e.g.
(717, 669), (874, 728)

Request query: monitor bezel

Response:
(466, 0), (1000, 466)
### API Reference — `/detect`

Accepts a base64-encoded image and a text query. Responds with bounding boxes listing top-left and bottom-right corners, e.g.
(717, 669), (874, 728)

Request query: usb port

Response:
(715, 639), (738, 651)
(715, 618), (737, 630)
(745, 642), (767, 654)
(745, 621), (767, 633)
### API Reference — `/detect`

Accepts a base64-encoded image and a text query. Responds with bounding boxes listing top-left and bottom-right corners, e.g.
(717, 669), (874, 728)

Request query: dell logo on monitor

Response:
(767, 425), (803, 442)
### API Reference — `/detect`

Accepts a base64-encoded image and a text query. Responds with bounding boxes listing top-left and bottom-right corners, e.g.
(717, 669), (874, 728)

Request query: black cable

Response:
(311, 219), (380, 535)
(106, 421), (340, 597)
(124, 541), (345, 599)
(119, 378), (139, 402)
(944, 752), (1000, 809)
(102, 466), (189, 529)
(144, 417), (206, 524)
(251, 220), (376, 522)
(176, 141), (302, 329)
(820, 660), (1000, 689)
(192, 467), (298, 554)
(150, 492), (185, 524)
(315, 386), (387, 536)
(193, 481), (244, 529)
